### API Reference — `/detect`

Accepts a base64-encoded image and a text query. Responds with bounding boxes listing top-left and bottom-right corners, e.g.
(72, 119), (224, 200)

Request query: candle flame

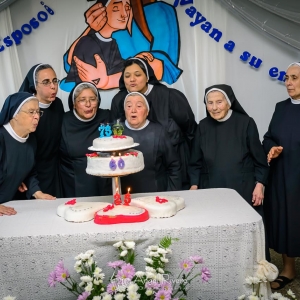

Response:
(128, 188), (130, 193)
(116, 188), (119, 193)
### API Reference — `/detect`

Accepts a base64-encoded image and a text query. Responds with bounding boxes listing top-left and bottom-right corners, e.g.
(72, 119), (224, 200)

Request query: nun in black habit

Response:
(0, 92), (56, 215)
(111, 58), (196, 189)
(262, 62), (300, 289)
(188, 84), (269, 214)
(120, 92), (182, 194)
(60, 82), (111, 197)
(19, 64), (64, 197)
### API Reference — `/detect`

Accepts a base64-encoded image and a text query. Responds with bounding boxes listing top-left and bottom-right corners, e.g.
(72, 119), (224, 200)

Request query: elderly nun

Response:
(0, 92), (56, 215)
(120, 91), (182, 194)
(60, 82), (111, 197)
(189, 84), (269, 214)
(18, 64), (64, 197)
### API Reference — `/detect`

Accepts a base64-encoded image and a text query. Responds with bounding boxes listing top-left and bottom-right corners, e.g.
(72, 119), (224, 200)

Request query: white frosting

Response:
(92, 135), (134, 151)
(130, 195), (185, 218)
(57, 202), (110, 222)
(86, 149), (144, 176)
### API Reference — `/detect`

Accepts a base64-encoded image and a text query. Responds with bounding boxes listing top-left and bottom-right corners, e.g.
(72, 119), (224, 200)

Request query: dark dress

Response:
(120, 122), (182, 194)
(66, 32), (124, 84)
(60, 109), (111, 197)
(111, 85), (196, 189)
(263, 99), (300, 256)
(189, 111), (269, 213)
(0, 127), (40, 202)
(34, 98), (64, 197)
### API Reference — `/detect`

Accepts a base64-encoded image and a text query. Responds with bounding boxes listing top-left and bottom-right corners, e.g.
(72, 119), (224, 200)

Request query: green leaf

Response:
(159, 236), (178, 249)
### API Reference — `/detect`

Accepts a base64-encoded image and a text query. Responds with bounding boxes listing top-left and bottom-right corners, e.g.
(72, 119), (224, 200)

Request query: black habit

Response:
(263, 99), (300, 256)
(121, 122), (182, 194)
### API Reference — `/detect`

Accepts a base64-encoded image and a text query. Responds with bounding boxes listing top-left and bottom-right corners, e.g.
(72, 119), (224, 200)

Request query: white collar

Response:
(125, 119), (150, 130)
(39, 101), (51, 108)
(3, 123), (29, 143)
(290, 98), (300, 104)
(95, 32), (112, 42)
(216, 109), (233, 122)
(144, 84), (154, 96)
(73, 109), (97, 122)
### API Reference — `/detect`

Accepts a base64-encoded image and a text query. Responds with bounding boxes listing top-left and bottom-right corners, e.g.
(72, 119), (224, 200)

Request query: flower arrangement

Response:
(47, 237), (211, 300)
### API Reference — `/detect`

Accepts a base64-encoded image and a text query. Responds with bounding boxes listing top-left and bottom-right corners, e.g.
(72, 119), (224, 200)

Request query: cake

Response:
(130, 195), (185, 218)
(89, 135), (137, 151)
(86, 149), (144, 176)
(57, 199), (111, 222)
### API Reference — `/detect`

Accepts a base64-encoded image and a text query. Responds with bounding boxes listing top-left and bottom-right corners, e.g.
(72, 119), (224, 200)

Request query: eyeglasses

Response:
(76, 98), (98, 106)
(36, 79), (60, 87)
(19, 110), (44, 117)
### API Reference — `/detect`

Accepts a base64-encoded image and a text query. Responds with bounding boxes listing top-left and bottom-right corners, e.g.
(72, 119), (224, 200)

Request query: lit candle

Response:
(124, 188), (131, 205)
(114, 188), (122, 205)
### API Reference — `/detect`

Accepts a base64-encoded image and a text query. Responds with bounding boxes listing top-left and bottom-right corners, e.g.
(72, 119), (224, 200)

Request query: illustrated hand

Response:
(190, 185), (198, 190)
(74, 54), (109, 89)
(18, 182), (27, 193)
(135, 52), (154, 62)
(34, 191), (56, 200)
(252, 182), (264, 206)
(0, 204), (17, 216)
(85, 2), (107, 32)
(267, 146), (283, 163)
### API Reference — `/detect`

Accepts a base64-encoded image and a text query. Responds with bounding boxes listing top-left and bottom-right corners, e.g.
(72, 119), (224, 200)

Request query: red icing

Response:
(103, 204), (115, 212)
(155, 196), (168, 204)
(65, 199), (76, 205)
(86, 152), (98, 157)
(113, 135), (126, 139)
(124, 151), (138, 157)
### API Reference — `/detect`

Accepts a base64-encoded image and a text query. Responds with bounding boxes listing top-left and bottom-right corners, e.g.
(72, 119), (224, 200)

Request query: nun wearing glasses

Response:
(18, 64), (64, 197)
(0, 92), (56, 215)
(60, 82), (111, 197)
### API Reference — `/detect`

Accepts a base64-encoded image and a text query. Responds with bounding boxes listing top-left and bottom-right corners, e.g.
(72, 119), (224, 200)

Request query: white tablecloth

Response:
(0, 188), (267, 299)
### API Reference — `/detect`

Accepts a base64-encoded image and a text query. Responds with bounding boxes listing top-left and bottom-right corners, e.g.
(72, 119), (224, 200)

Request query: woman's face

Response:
(125, 95), (148, 129)
(35, 68), (58, 104)
(106, 0), (131, 30)
(16, 99), (40, 134)
(123, 63), (148, 94)
(206, 91), (230, 120)
(285, 65), (300, 100)
(74, 88), (98, 120)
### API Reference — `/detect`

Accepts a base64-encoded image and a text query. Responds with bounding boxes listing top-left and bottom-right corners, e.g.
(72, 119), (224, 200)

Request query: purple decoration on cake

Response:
(109, 158), (117, 171)
(118, 158), (125, 169)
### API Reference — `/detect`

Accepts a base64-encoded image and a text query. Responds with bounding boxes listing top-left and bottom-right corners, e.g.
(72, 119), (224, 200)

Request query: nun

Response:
(111, 57), (196, 189)
(60, 82), (111, 197)
(18, 64), (64, 197)
(188, 84), (269, 214)
(120, 92), (182, 194)
(0, 92), (56, 215)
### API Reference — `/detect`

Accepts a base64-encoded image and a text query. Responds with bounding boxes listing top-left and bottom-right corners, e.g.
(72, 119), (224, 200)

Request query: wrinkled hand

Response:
(34, 191), (56, 200)
(0, 204), (17, 216)
(74, 54), (108, 89)
(190, 185), (198, 190)
(267, 146), (283, 163)
(18, 182), (27, 193)
(252, 182), (264, 206)
(85, 3), (107, 32)
(135, 52), (154, 62)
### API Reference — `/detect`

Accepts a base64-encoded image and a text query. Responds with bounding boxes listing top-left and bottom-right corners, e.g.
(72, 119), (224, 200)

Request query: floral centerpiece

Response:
(47, 237), (211, 300)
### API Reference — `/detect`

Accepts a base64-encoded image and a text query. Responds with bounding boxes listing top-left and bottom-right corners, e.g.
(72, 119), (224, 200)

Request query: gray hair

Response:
(73, 82), (98, 103)
(124, 92), (149, 112)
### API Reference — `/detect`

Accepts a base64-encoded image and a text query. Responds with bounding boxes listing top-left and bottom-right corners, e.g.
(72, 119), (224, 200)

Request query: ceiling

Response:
(0, 0), (18, 12)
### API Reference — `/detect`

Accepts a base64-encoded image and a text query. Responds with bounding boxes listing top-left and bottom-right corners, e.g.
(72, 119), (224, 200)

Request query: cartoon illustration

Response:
(60, 0), (182, 92)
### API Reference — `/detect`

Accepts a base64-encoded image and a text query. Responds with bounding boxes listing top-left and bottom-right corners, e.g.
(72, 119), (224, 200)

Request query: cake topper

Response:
(112, 119), (124, 136)
(98, 123), (112, 138)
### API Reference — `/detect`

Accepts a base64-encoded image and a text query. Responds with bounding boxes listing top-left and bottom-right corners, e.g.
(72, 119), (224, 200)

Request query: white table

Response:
(0, 189), (267, 299)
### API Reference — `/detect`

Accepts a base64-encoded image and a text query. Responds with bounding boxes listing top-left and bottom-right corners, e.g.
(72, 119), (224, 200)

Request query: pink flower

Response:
(201, 267), (211, 282)
(121, 263), (135, 277)
(145, 280), (160, 290)
(48, 271), (56, 287)
(160, 281), (172, 295)
(155, 289), (171, 300)
(107, 281), (118, 294)
(189, 255), (203, 264)
(179, 259), (193, 272)
(56, 267), (70, 282)
(107, 260), (125, 269)
(77, 291), (90, 300)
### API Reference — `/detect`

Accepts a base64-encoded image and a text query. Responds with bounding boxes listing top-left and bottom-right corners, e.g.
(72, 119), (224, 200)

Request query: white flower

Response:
(94, 267), (103, 274)
(245, 276), (258, 285)
(146, 289), (153, 296)
(148, 245), (158, 251)
(127, 291), (140, 300)
(115, 294), (125, 300)
(120, 250), (128, 257)
(157, 248), (168, 254)
(121, 245), (127, 250)
(144, 258), (153, 264)
(248, 295), (259, 300)
(166, 248), (172, 254)
(94, 272), (105, 280)
(155, 273), (165, 282)
(238, 295), (246, 300)
(80, 253), (90, 260)
(117, 285), (127, 292)
(93, 279), (102, 285)
(80, 275), (93, 283)
(75, 253), (84, 260)
(88, 257), (94, 266)
(102, 294), (113, 300)
(256, 274), (267, 282)
(124, 241), (135, 249)
(127, 283), (139, 292)
(160, 257), (169, 263)
(113, 241), (123, 248)
(146, 272), (156, 279)
(135, 271), (145, 277)
(251, 277), (261, 285)
(74, 266), (82, 273)
(149, 251), (160, 257)
(3, 296), (16, 300)
(271, 292), (283, 299)
(85, 282), (93, 292)
(75, 260), (82, 267)
(157, 268), (164, 274)
(92, 297), (101, 300)
(287, 289), (296, 298)
(145, 266), (156, 273)
(85, 250), (95, 256)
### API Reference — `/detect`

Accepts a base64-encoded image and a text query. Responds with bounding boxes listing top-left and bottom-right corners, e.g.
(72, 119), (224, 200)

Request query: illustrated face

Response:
(106, 0), (131, 30)
(124, 94), (148, 128)
(16, 99), (40, 134)
(123, 63), (148, 94)
(74, 88), (99, 120)
(285, 65), (300, 100)
(35, 68), (58, 104)
(206, 91), (230, 120)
